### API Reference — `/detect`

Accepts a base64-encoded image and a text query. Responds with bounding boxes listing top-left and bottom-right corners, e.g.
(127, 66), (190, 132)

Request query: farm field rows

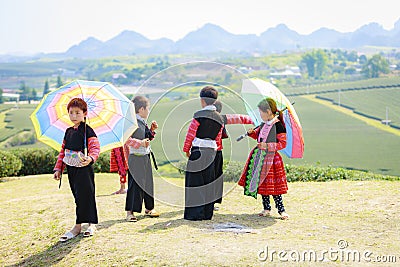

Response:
(1, 84), (400, 176)
(321, 87), (400, 128)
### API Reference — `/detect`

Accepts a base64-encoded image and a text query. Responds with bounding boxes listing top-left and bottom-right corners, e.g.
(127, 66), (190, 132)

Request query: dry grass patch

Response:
(0, 174), (399, 266)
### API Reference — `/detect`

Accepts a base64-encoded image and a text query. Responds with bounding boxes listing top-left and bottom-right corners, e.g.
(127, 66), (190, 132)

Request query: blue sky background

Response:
(0, 0), (399, 54)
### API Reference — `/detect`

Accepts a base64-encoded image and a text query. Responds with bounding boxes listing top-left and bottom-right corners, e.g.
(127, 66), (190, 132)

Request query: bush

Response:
(11, 148), (111, 175)
(284, 164), (399, 182)
(222, 161), (244, 182)
(172, 160), (243, 182)
(11, 148), (59, 176)
(173, 160), (399, 182)
(93, 152), (110, 173)
(2, 147), (399, 181)
(0, 150), (22, 178)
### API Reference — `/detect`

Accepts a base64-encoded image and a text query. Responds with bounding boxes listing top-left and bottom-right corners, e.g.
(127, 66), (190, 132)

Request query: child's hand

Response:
(247, 128), (255, 135)
(53, 171), (61, 180)
(150, 121), (158, 131)
(141, 138), (150, 147)
(80, 156), (93, 166)
(257, 142), (267, 150)
(185, 151), (191, 158)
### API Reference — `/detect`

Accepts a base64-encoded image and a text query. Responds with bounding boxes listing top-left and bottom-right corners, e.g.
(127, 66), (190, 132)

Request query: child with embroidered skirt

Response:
(53, 98), (101, 241)
(183, 86), (224, 220)
(238, 97), (289, 220)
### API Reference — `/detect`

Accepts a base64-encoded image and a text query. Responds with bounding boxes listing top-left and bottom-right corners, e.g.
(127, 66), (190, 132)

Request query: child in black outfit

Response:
(183, 86), (224, 220)
(53, 98), (100, 242)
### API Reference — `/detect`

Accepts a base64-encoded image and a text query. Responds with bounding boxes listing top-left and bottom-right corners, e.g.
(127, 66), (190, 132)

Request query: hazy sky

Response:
(1, 0), (399, 54)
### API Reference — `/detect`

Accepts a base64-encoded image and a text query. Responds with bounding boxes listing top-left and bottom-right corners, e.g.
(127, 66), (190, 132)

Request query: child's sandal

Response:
(145, 209), (160, 217)
(83, 226), (95, 237)
(126, 214), (138, 222)
(279, 212), (289, 220)
(59, 231), (78, 242)
(258, 210), (271, 217)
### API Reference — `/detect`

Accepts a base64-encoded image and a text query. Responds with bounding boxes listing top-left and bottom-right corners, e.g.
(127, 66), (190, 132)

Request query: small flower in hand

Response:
(247, 128), (255, 135)
(150, 121), (158, 131)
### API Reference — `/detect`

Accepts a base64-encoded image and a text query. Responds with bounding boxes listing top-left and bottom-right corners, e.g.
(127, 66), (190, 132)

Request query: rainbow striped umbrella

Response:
(241, 78), (304, 158)
(30, 80), (137, 153)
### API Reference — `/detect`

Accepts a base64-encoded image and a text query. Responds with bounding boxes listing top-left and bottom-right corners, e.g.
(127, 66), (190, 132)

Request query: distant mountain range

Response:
(4, 19), (400, 60)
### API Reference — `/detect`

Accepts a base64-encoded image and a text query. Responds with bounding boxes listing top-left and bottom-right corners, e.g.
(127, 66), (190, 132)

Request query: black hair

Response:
(200, 86), (218, 105)
(213, 100), (222, 113)
(132, 95), (149, 113)
(258, 97), (285, 127)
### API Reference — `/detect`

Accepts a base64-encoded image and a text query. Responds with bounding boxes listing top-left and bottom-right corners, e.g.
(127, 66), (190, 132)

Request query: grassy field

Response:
(145, 93), (400, 176)
(284, 96), (400, 175)
(322, 87), (400, 128)
(0, 105), (36, 142)
(1, 85), (400, 176)
(282, 76), (400, 95)
(0, 174), (399, 266)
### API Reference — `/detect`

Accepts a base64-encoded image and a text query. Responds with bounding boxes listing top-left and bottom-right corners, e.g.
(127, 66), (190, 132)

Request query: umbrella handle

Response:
(236, 125), (260, 142)
(236, 134), (246, 142)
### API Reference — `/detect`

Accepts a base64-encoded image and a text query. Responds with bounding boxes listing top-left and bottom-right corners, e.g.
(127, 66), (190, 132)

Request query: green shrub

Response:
(0, 150), (22, 178)
(2, 147), (399, 181)
(222, 161), (244, 182)
(157, 160), (184, 178)
(93, 152), (110, 173)
(10, 148), (111, 175)
(11, 148), (58, 176)
(284, 164), (399, 182)
(172, 160), (242, 182)
(173, 160), (399, 182)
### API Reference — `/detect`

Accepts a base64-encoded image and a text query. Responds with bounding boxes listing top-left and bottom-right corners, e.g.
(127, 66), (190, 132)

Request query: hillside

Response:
(2, 19), (400, 60)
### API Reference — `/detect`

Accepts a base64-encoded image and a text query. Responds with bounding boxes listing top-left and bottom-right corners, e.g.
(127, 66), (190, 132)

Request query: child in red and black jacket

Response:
(53, 98), (100, 241)
(183, 86), (224, 221)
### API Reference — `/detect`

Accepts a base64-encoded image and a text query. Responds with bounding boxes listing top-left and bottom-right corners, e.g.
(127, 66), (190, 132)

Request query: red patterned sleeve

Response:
(123, 137), (142, 168)
(125, 137), (142, 149)
(183, 119), (200, 152)
(123, 143), (130, 168)
(248, 126), (260, 140)
(225, 114), (254, 125)
(110, 148), (118, 172)
(216, 131), (223, 150)
(87, 137), (100, 162)
(110, 147), (127, 179)
(267, 133), (287, 152)
(54, 140), (66, 172)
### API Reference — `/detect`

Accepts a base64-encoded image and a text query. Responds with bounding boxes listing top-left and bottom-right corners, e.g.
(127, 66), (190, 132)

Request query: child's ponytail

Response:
(276, 109), (285, 128)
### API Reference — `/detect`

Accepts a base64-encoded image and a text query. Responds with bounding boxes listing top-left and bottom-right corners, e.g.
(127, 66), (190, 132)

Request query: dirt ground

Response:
(0, 174), (399, 266)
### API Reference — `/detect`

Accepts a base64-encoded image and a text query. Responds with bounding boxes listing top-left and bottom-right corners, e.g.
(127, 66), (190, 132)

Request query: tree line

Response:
(300, 49), (392, 79)
(0, 49), (396, 103)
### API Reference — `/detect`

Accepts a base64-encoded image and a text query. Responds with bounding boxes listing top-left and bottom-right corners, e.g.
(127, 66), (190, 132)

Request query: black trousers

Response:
(214, 150), (223, 204)
(126, 154), (155, 213)
(184, 147), (216, 221)
(262, 195), (285, 214)
(67, 165), (98, 224)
